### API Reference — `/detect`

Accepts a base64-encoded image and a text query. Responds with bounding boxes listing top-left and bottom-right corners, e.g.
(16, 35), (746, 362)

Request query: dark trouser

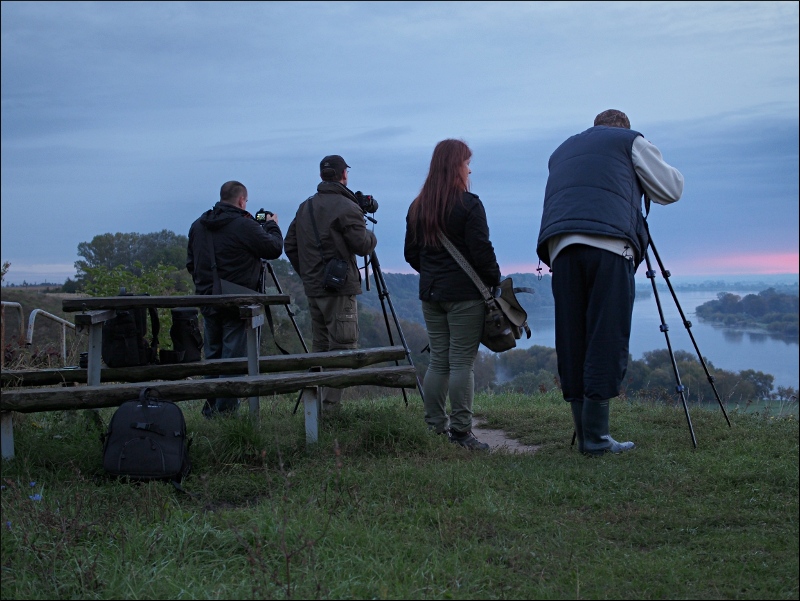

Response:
(308, 295), (359, 405)
(552, 244), (636, 403)
(201, 307), (248, 417)
(421, 299), (485, 434)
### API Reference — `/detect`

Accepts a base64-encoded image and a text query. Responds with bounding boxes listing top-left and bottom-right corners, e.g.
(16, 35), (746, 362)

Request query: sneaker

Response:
(449, 430), (490, 451)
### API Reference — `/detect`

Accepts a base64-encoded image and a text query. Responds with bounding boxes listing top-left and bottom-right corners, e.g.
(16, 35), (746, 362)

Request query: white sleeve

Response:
(632, 136), (684, 205)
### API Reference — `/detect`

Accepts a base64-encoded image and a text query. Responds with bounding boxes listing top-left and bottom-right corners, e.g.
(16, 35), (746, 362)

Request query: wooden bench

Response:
(1, 346), (417, 459)
(61, 293), (290, 388)
(0, 290), (422, 459)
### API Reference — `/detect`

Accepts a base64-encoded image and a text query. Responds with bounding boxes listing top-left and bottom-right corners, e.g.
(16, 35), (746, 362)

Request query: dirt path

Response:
(472, 419), (540, 454)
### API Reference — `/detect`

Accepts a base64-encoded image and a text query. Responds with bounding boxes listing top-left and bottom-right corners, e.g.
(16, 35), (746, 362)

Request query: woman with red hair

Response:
(404, 139), (501, 450)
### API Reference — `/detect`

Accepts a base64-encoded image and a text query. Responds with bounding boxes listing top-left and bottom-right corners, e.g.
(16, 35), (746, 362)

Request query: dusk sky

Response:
(2, 1), (798, 285)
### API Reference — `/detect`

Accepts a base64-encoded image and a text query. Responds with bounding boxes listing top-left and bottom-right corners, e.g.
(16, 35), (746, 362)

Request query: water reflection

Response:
(722, 330), (745, 343)
(516, 289), (798, 390)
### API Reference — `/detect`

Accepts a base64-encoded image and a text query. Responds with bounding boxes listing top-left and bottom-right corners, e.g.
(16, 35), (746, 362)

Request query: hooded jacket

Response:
(186, 202), (283, 295)
(284, 181), (377, 298)
(404, 191), (501, 302)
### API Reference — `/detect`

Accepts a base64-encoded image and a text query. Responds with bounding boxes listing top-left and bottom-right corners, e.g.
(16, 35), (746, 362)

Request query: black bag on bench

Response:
(102, 388), (191, 484)
(169, 308), (203, 362)
(102, 291), (160, 368)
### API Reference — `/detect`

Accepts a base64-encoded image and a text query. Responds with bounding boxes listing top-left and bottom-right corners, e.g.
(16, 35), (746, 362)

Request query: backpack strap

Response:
(264, 305), (290, 355)
(147, 307), (160, 363)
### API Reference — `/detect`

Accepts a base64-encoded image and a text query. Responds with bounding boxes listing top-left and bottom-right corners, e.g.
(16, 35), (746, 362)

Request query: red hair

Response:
(408, 139), (472, 247)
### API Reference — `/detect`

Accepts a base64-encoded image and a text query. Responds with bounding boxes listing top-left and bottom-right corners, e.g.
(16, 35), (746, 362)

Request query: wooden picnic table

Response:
(61, 293), (291, 388)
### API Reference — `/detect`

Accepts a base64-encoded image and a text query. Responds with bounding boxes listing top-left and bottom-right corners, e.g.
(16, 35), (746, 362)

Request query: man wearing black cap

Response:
(284, 155), (378, 412)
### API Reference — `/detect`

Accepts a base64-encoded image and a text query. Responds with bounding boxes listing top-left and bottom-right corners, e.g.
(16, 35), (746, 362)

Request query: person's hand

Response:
(255, 209), (278, 226)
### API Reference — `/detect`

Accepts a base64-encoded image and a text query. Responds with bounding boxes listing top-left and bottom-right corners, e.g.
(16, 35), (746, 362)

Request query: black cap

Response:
(320, 155), (350, 179)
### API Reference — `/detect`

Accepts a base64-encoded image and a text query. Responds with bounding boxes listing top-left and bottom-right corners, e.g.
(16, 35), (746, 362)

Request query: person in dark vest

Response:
(536, 109), (684, 456)
(187, 181), (283, 418)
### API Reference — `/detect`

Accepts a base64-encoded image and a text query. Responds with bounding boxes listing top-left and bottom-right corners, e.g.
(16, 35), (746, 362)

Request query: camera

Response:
(354, 191), (379, 214)
(254, 208), (274, 224)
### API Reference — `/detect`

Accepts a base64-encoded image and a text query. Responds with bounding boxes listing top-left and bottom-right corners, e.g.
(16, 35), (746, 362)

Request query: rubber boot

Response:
(570, 401), (584, 454)
(582, 400), (635, 457)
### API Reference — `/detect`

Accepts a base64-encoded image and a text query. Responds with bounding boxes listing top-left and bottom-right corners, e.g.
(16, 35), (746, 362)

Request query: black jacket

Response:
(186, 202), (283, 295)
(404, 191), (501, 302)
(284, 182), (377, 298)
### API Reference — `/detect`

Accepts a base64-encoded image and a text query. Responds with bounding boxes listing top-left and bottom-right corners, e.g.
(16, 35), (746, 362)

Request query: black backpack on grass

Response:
(101, 290), (160, 368)
(102, 388), (191, 486)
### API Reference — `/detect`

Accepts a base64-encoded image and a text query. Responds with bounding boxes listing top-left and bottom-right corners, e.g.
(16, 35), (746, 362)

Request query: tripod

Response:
(364, 250), (425, 405)
(260, 260), (309, 354)
(642, 222), (732, 448)
(289, 248), (425, 414)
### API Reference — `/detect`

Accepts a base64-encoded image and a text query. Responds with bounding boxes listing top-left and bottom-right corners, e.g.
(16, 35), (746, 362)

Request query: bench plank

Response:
(62, 294), (290, 312)
(2, 346), (408, 387)
(0, 366), (418, 413)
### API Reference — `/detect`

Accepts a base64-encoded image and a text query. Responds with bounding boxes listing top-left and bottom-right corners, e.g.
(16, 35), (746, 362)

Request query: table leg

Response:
(246, 321), (260, 418)
(302, 386), (320, 445)
(87, 323), (103, 386)
(1, 412), (14, 460)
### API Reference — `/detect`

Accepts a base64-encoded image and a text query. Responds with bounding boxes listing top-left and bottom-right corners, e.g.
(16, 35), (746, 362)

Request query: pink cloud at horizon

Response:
(497, 252), (799, 277)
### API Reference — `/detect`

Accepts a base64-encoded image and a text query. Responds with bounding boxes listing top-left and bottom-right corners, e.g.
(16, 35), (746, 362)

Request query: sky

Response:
(1, 1), (798, 286)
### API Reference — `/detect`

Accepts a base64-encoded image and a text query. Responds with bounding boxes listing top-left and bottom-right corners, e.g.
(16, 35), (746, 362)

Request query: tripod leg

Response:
(370, 252), (425, 404)
(647, 238), (731, 427)
(265, 261), (309, 353)
(645, 249), (698, 448)
(370, 261), (409, 406)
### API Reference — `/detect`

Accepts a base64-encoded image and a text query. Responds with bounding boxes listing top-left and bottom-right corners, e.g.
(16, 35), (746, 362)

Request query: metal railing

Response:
(26, 309), (76, 367)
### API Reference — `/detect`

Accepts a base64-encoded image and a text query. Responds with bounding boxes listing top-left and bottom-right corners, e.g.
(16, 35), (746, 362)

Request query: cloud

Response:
(2, 1), (798, 284)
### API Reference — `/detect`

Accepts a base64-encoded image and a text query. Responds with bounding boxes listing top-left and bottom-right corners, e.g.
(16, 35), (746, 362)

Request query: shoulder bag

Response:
(438, 233), (533, 353)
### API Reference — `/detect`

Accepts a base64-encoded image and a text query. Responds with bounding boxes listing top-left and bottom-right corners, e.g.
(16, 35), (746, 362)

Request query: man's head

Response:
(594, 109), (630, 129)
(320, 155), (350, 183)
(220, 181), (248, 209)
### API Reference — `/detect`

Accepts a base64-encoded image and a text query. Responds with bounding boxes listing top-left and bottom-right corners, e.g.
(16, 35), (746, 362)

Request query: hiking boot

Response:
(450, 429), (490, 451)
(582, 400), (635, 457)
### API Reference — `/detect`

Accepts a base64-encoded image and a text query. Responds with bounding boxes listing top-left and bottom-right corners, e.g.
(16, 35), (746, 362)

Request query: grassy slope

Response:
(1, 390), (797, 600)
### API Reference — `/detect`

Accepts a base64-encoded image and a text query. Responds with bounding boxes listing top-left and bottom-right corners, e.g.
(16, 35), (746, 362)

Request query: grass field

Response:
(1, 390), (798, 600)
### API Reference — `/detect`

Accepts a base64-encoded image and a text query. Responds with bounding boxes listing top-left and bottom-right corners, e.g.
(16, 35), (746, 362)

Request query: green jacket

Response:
(284, 182), (377, 297)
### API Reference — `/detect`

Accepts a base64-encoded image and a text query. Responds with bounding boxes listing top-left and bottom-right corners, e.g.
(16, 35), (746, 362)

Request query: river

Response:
(516, 289), (799, 391)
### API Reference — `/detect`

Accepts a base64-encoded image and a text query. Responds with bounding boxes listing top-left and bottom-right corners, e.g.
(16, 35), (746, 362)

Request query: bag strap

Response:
(307, 198), (329, 264)
(201, 225), (224, 295)
(120, 291), (159, 357)
(264, 306), (290, 355)
(438, 233), (494, 303)
(147, 306), (159, 358)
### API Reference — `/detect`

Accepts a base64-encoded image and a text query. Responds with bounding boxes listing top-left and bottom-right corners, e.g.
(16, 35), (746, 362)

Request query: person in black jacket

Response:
(537, 109), (683, 456)
(404, 139), (501, 450)
(187, 180), (283, 418)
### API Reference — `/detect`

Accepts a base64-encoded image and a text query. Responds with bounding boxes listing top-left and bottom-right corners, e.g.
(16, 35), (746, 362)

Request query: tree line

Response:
(7, 229), (795, 403)
(695, 289), (799, 337)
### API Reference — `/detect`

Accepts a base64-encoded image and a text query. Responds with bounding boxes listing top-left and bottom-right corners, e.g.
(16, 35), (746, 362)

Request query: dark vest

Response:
(537, 126), (648, 266)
